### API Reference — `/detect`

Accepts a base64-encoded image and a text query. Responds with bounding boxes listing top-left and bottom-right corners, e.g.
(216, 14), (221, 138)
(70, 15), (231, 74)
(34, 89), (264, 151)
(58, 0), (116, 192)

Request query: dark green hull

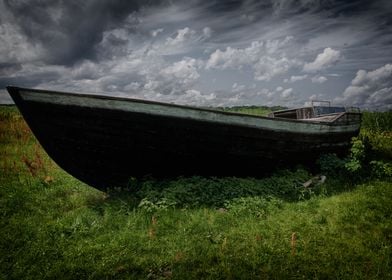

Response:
(7, 86), (361, 190)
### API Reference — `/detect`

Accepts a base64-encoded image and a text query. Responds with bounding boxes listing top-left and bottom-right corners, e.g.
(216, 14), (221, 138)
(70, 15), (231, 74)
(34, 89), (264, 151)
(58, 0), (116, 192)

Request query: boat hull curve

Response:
(7, 86), (361, 190)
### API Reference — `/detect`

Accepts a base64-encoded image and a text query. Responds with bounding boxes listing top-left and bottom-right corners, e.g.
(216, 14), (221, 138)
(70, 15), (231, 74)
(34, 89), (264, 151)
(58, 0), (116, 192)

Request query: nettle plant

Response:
(369, 160), (392, 178)
(319, 135), (391, 180)
(345, 137), (366, 173)
(344, 136), (392, 179)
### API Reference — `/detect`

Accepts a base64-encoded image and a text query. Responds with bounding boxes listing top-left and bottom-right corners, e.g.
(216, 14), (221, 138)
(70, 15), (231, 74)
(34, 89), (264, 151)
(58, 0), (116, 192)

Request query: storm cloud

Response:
(2, 0), (161, 64)
(1, 0), (392, 109)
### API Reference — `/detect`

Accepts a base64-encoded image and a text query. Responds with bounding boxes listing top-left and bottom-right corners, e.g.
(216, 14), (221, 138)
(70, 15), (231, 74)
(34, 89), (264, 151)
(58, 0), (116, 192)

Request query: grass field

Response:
(0, 106), (391, 279)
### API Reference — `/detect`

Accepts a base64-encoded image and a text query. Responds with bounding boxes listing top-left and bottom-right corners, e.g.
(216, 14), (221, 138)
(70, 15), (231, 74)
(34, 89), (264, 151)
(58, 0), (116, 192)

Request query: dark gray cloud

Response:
(0, 62), (22, 76)
(1, 0), (392, 109)
(2, 0), (167, 65)
(2, 0), (382, 63)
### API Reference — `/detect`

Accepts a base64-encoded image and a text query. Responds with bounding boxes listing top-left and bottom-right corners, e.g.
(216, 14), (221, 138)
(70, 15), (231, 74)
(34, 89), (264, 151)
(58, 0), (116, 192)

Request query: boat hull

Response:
(7, 87), (361, 190)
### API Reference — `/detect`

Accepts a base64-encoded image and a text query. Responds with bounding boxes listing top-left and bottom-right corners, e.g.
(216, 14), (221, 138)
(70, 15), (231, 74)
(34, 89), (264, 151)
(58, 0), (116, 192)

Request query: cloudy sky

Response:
(1, 0), (391, 110)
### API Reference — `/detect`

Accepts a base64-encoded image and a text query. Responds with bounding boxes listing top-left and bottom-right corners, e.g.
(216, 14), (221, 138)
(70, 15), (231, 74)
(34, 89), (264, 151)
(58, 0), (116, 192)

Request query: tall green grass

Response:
(359, 111), (392, 159)
(215, 105), (285, 117)
(361, 111), (392, 132)
(1, 106), (391, 279)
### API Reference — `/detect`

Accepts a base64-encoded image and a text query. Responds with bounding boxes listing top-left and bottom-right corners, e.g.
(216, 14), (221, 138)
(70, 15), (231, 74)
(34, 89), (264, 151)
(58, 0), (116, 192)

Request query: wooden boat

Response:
(7, 86), (361, 190)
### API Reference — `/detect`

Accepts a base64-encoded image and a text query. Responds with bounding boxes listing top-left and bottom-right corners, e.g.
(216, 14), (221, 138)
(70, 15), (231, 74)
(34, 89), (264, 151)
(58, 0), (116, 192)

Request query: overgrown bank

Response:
(0, 106), (391, 279)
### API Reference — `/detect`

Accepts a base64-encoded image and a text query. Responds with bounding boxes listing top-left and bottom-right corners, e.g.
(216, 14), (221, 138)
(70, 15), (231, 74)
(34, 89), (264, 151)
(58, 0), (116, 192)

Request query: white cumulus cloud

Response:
(202, 27), (212, 38)
(285, 74), (308, 83)
(303, 47), (341, 72)
(151, 28), (164, 37)
(165, 27), (196, 46)
(281, 88), (293, 98)
(206, 37), (299, 81)
(160, 57), (201, 83)
(311, 76), (327, 83)
(336, 63), (392, 110)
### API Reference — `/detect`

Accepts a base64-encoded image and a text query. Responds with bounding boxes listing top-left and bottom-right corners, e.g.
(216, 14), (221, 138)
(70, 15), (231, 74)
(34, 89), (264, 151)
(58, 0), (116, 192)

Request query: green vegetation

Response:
(317, 111), (392, 181)
(1, 106), (391, 279)
(214, 105), (286, 117)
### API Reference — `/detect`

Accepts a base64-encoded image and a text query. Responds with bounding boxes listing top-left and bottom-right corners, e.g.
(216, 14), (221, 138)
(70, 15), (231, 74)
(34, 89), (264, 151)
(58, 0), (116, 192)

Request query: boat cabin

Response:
(268, 106), (346, 120)
(269, 103), (362, 125)
(268, 100), (361, 123)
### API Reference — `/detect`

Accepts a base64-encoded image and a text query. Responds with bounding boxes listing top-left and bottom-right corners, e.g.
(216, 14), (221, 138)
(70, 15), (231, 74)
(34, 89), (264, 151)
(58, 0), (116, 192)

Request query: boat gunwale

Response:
(7, 86), (361, 126)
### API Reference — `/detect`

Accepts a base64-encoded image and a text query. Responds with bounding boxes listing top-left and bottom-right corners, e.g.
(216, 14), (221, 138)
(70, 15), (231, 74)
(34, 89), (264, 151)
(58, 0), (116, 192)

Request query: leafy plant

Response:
(345, 137), (366, 173)
(138, 197), (177, 213)
(224, 196), (283, 218)
(135, 169), (310, 209)
(370, 160), (392, 178)
(317, 153), (347, 177)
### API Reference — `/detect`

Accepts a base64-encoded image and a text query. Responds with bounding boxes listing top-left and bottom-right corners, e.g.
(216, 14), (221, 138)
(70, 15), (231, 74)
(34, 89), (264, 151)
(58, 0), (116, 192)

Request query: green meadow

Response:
(0, 106), (391, 279)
